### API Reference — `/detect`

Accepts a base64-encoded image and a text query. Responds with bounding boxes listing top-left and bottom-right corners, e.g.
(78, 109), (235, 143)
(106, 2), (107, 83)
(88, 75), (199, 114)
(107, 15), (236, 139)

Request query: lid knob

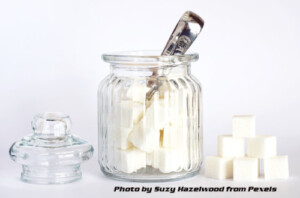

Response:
(31, 112), (71, 139)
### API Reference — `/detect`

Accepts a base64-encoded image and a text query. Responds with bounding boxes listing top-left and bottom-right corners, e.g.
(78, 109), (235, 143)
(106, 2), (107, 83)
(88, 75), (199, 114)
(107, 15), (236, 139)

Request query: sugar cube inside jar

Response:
(98, 51), (202, 182)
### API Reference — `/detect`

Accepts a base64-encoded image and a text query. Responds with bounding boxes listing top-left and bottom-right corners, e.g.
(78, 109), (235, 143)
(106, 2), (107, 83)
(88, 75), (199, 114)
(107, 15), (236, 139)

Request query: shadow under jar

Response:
(98, 51), (202, 182)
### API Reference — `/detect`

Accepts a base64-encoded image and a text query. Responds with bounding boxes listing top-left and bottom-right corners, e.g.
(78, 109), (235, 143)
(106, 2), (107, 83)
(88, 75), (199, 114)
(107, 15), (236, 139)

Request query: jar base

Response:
(100, 165), (201, 182)
(21, 165), (82, 184)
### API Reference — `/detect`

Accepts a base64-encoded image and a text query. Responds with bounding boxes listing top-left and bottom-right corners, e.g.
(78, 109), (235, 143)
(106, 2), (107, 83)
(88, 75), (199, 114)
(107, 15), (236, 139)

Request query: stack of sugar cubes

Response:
(205, 115), (289, 181)
(111, 81), (195, 174)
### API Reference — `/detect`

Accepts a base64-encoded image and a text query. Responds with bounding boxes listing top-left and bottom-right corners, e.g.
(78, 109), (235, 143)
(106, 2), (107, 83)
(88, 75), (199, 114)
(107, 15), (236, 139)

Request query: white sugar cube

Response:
(143, 96), (169, 130)
(205, 156), (233, 179)
(126, 82), (149, 103)
(163, 124), (186, 149)
(218, 135), (245, 157)
(264, 156), (289, 179)
(247, 135), (277, 158)
(113, 126), (132, 150)
(115, 100), (145, 128)
(233, 157), (259, 181)
(232, 115), (255, 138)
(150, 98), (168, 130)
(115, 148), (146, 173)
(128, 121), (160, 152)
(152, 148), (183, 173)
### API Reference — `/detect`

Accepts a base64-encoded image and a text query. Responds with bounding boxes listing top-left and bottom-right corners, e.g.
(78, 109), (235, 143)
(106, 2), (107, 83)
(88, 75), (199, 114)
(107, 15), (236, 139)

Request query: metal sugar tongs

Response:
(146, 11), (204, 102)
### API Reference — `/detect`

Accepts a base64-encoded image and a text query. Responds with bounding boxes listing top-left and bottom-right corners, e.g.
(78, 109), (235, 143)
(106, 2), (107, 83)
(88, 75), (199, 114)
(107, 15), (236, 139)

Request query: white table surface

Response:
(1, 136), (299, 198)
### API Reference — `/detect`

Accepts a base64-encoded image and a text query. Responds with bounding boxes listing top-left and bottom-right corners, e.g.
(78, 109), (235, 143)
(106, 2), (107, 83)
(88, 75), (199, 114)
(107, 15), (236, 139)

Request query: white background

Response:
(0, 0), (300, 197)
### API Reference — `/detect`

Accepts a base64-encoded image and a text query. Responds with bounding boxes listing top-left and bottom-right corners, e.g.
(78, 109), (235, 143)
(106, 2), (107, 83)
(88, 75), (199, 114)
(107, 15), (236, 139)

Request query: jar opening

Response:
(102, 50), (199, 67)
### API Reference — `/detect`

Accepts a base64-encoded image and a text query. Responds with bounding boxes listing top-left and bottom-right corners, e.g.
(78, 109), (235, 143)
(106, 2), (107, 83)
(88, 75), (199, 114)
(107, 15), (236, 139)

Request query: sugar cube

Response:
(145, 98), (168, 130)
(162, 124), (187, 149)
(126, 82), (149, 103)
(128, 120), (160, 152)
(218, 135), (245, 157)
(152, 148), (183, 173)
(233, 157), (259, 181)
(115, 100), (145, 128)
(264, 156), (289, 179)
(205, 156), (233, 179)
(247, 135), (277, 158)
(232, 115), (255, 138)
(113, 126), (132, 150)
(115, 148), (146, 173)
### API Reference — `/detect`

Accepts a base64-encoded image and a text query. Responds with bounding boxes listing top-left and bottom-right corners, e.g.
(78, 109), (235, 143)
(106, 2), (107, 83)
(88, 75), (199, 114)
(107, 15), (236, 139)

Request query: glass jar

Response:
(98, 51), (202, 182)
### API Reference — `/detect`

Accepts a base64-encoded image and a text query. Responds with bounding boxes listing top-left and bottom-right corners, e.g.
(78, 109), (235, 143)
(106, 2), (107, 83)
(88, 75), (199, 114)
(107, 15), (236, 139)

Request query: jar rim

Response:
(102, 50), (199, 66)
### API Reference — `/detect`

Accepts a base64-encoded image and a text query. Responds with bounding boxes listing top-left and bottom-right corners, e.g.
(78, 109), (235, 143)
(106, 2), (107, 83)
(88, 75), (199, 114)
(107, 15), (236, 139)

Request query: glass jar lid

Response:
(9, 112), (94, 184)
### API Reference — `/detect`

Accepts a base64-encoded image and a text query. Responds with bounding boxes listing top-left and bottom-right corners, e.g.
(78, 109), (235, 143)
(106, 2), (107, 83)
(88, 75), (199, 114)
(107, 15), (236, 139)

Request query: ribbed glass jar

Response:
(98, 51), (202, 182)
